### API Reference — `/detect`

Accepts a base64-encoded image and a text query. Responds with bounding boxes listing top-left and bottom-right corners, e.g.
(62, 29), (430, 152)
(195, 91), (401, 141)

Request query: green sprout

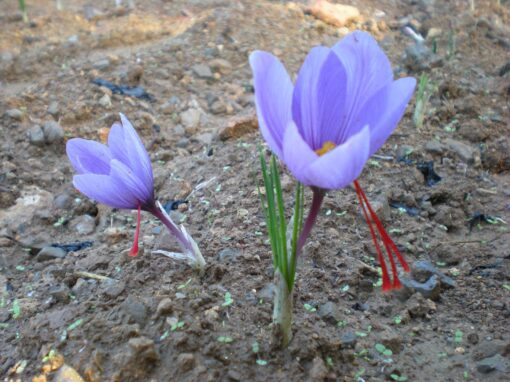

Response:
(375, 343), (393, 356)
(217, 336), (233, 343)
(413, 73), (435, 129)
(259, 152), (305, 348)
(390, 374), (408, 381)
(222, 292), (233, 307)
(11, 299), (21, 319)
(303, 303), (316, 312)
(454, 330), (463, 343)
(18, 0), (29, 23)
(393, 315), (402, 325)
(171, 321), (185, 331)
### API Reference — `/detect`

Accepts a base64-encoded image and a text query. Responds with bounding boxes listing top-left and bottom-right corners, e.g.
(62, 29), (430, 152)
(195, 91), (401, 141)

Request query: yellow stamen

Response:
(315, 141), (336, 156)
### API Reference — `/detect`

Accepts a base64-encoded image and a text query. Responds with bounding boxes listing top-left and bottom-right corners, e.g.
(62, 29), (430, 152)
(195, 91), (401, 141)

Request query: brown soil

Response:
(1, 1), (509, 381)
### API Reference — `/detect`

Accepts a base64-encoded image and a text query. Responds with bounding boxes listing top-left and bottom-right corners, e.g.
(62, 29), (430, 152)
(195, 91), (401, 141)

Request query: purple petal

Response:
(291, 46), (329, 150)
(73, 174), (138, 209)
(66, 138), (112, 175)
(354, 77), (416, 156)
(303, 125), (371, 190)
(108, 113), (154, 188)
(292, 49), (349, 149)
(110, 159), (154, 205)
(332, 31), (394, 142)
(250, 51), (294, 158)
(282, 121), (318, 185)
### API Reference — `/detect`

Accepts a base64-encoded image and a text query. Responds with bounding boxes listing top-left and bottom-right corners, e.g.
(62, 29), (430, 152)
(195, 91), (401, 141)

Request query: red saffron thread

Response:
(129, 203), (141, 257)
(353, 181), (410, 290)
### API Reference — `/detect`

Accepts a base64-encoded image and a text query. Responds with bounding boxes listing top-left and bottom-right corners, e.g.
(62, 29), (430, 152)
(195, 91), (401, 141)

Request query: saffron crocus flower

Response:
(250, 31), (415, 291)
(66, 113), (205, 271)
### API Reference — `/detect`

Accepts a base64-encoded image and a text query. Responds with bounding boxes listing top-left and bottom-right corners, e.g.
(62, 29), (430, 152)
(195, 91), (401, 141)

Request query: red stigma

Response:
(129, 204), (142, 257)
(353, 181), (410, 291)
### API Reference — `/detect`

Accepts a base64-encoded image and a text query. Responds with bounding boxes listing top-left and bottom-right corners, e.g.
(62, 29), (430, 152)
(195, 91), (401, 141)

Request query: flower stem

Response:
(296, 188), (325, 256)
(273, 270), (293, 348)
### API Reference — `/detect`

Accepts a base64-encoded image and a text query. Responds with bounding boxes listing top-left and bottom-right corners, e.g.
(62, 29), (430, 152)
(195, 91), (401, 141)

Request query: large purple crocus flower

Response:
(250, 31), (415, 290)
(66, 114), (205, 271)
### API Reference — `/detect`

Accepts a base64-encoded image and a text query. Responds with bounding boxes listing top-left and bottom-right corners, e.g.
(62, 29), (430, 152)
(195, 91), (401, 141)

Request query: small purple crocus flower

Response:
(250, 31), (415, 290)
(66, 113), (205, 270)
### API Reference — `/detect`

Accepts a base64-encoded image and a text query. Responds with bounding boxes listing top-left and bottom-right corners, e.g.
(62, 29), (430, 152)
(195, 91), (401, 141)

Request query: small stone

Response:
(54, 193), (72, 209)
(445, 138), (476, 164)
(309, 356), (328, 381)
(318, 301), (342, 325)
(307, 0), (360, 27)
(404, 42), (443, 71)
(122, 297), (147, 324)
(476, 354), (510, 374)
(204, 306), (220, 322)
(177, 353), (195, 373)
(209, 99), (227, 115)
(208, 58), (232, 74)
(52, 364), (85, 382)
(98, 94), (112, 109)
(227, 370), (242, 381)
(42, 121), (64, 143)
(71, 215), (96, 235)
(102, 280), (126, 298)
(72, 278), (90, 297)
(49, 284), (71, 303)
(5, 109), (23, 121)
(47, 101), (60, 117)
(156, 298), (173, 316)
(103, 227), (127, 244)
(93, 58), (110, 70)
(425, 140), (444, 154)
(427, 27), (442, 39)
(407, 293), (436, 318)
(340, 331), (357, 348)
(180, 108), (201, 131)
(257, 283), (275, 302)
(36, 246), (67, 261)
(28, 125), (45, 146)
(192, 64), (213, 79)
(128, 337), (159, 361)
(380, 328), (403, 353)
(217, 248), (240, 263)
(218, 114), (258, 141)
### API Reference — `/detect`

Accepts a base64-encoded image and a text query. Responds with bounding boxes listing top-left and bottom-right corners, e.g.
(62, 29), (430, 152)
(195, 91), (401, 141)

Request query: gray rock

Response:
(49, 284), (70, 303)
(445, 138), (476, 164)
(412, 260), (456, 288)
(47, 101), (60, 117)
(36, 246), (67, 261)
(54, 193), (72, 209)
(318, 301), (343, 325)
(340, 331), (357, 348)
(122, 297), (147, 324)
(180, 108), (201, 130)
(71, 214), (96, 235)
(176, 353), (195, 373)
(425, 140), (444, 154)
(72, 278), (91, 297)
(476, 354), (510, 374)
(258, 283), (275, 302)
(28, 125), (45, 146)
(472, 340), (507, 361)
(98, 94), (112, 109)
(93, 58), (110, 70)
(209, 99), (227, 114)
(217, 248), (240, 263)
(396, 145), (414, 160)
(403, 42), (443, 71)
(102, 280), (126, 298)
(42, 121), (64, 143)
(5, 109), (23, 120)
(407, 293), (436, 318)
(128, 336), (159, 361)
(192, 64), (213, 79)
(401, 274), (441, 300)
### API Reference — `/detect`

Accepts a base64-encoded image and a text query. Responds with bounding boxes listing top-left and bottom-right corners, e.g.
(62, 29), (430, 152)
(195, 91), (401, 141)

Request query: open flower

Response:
(250, 31), (415, 290)
(66, 113), (205, 271)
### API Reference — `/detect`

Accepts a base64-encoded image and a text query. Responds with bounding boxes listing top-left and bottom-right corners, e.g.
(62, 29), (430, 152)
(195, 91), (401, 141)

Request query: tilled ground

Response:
(1, 1), (509, 381)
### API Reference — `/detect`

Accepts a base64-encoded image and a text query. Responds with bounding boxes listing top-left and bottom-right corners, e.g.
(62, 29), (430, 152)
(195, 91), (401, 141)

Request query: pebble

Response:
(103, 226), (127, 244)
(52, 364), (85, 382)
(476, 354), (510, 374)
(92, 58), (110, 70)
(380, 328), (403, 353)
(257, 283), (275, 302)
(49, 284), (71, 303)
(122, 297), (147, 324)
(445, 138), (476, 164)
(406, 293), (436, 318)
(218, 114), (258, 141)
(156, 298), (174, 316)
(217, 248), (240, 263)
(98, 94), (112, 109)
(180, 108), (201, 131)
(28, 125), (45, 146)
(128, 337), (159, 361)
(318, 301), (343, 325)
(102, 280), (126, 299)
(36, 246), (67, 261)
(309, 356), (328, 381)
(5, 108), (23, 121)
(425, 140), (444, 154)
(71, 214), (96, 235)
(192, 64), (213, 79)
(42, 121), (64, 143)
(176, 353), (195, 373)
(403, 42), (443, 71)
(340, 331), (357, 348)
(208, 58), (232, 74)
(307, 0), (360, 27)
